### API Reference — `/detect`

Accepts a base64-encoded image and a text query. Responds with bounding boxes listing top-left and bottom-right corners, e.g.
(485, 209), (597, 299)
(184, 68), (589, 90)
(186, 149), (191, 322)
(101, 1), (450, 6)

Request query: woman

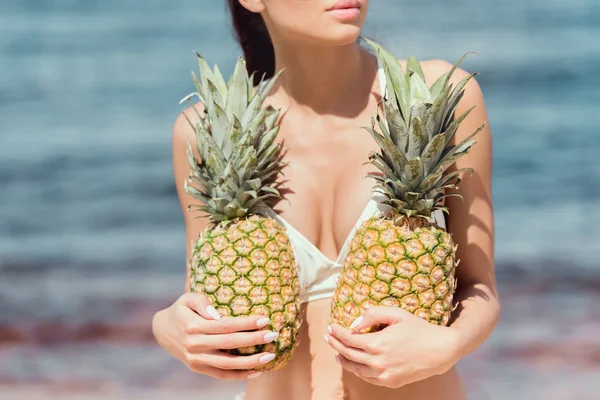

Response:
(152, 0), (499, 399)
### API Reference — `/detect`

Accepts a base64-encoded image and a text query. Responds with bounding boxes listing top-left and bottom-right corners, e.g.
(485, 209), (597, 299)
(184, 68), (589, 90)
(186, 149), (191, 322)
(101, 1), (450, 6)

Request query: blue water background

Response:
(0, 1), (598, 399)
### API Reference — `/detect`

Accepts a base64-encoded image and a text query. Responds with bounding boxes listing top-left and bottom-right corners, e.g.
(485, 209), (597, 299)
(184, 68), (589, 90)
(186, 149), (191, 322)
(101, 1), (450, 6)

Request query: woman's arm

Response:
(445, 63), (500, 358)
(171, 105), (211, 292)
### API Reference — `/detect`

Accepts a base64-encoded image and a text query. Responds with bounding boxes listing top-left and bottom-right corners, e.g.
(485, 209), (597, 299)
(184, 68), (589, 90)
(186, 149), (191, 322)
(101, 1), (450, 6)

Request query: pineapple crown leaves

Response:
(363, 38), (485, 219)
(181, 53), (285, 222)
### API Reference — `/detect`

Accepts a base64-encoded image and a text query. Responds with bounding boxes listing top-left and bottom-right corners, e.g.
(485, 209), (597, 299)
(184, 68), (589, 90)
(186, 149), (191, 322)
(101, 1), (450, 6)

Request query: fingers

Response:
(187, 329), (279, 351)
(178, 292), (220, 320)
(325, 332), (369, 364)
(178, 293), (271, 335)
(349, 307), (405, 331)
(189, 315), (272, 335)
(329, 324), (375, 353)
(199, 351), (277, 370)
(335, 354), (378, 379)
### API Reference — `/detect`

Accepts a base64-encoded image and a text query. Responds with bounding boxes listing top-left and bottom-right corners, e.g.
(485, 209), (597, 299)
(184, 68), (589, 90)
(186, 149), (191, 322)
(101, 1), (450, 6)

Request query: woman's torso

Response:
(244, 54), (468, 400)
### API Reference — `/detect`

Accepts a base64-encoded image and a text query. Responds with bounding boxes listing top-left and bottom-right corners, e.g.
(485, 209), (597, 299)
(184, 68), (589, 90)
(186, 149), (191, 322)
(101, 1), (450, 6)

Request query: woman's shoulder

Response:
(407, 58), (486, 114)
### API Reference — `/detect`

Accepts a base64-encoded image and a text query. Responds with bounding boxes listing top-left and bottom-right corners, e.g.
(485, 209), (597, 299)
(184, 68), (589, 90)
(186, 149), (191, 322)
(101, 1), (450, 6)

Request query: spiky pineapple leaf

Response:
(196, 54), (217, 93)
(212, 64), (229, 100)
(443, 105), (476, 146)
(207, 79), (225, 111)
(372, 183), (396, 199)
(421, 133), (447, 175)
(259, 68), (284, 98)
(184, 55), (285, 222)
(402, 158), (424, 189)
(226, 58), (249, 121)
(368, 152), (398, 181)
(387, 179), (411, 197)
(264, 106), (280, 131)
(361, 42), (480, 219)
(442, 72), (478, 128)
(211, 103), (229, 148)
(242, 90), (263, 131)
(406, 117), (427, 159)
(443, 52), (474, 89)
(429, 71), (449, 99)
(376, 115), (392, 141)
(364, 38), (411, 122)
(407, 56), (425, 81)
(192, 70), (213, 119)
(439, 124), (483, 163)
(366, 127), (408, 175)
(409, 73), (432, 105)
(425, 84), (452, 140)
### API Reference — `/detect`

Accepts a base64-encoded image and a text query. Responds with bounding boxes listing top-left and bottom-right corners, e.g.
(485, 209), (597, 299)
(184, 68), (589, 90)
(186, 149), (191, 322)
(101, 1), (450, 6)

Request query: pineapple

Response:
(330, 40), (484, 329)
(183, 54), (300, 370)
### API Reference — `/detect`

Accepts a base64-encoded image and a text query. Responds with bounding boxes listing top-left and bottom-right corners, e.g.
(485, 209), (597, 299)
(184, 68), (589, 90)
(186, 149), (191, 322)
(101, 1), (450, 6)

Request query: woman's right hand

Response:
(152, 292), (279, 380)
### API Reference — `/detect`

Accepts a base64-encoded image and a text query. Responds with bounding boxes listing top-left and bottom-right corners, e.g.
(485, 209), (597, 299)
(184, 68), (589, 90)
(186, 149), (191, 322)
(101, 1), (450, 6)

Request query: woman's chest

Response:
(272, 119), (380, 260)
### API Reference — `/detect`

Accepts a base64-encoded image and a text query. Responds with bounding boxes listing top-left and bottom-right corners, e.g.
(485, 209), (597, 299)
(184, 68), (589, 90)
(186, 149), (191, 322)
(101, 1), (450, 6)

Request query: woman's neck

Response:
(270, 40), (376, 115)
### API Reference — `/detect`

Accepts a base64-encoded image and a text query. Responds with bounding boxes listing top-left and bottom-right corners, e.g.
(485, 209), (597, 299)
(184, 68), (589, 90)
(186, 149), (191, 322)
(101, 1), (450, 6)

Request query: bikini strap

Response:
(376, 58), (387, 98)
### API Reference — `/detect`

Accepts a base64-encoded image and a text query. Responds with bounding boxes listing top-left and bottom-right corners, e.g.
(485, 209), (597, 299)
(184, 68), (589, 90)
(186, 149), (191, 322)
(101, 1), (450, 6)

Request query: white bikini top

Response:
(258, 65), (446, 303)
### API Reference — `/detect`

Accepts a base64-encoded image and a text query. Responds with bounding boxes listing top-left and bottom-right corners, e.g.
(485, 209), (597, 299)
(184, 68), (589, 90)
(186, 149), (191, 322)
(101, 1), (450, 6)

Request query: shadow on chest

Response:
(272, 127), (380, 255)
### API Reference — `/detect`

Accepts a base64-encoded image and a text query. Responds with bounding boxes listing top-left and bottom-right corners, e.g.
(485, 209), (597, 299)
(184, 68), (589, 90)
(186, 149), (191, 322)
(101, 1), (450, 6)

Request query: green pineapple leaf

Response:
(443, 105), (476, 146)
(362, 41), (480, 219)
(409, 73), (432, 106)
(184, 55), (285, 221)
(421, 133), (447, 175)
(407, 55), (425, 81)
(425, 84), (453, 140)
(406, 117), (427, 159)
(383, 99), (408, 150)
(429, 72), (449, 99)
(226, 58), (249, 122)
(403, 158), (425, 190)
(212, 64), (229, 101)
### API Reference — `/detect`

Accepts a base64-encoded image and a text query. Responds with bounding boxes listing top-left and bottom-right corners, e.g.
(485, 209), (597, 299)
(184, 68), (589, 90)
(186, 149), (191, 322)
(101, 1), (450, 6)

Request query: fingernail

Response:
(259, 353), (276, 364)
(205, 306), (221, 320)
(256, 317), (270, 328)
(248, 372), (262, 379)
(335, 355), (341, 365)
(324, 334), (329, 344)
(328, 325), (333, 334)
(350, 316), (363, 330)
(263, 332), (279, 342)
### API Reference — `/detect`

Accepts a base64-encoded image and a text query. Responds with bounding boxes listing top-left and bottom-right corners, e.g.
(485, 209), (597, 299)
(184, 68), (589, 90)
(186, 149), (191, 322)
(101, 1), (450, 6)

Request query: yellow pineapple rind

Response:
(331, 215), (457, 329)
(189, 215), (301, 371)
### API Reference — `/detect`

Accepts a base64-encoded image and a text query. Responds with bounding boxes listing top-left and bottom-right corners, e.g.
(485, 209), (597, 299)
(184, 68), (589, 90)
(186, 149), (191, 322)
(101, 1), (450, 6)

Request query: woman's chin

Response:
(320, 26), (363, 46)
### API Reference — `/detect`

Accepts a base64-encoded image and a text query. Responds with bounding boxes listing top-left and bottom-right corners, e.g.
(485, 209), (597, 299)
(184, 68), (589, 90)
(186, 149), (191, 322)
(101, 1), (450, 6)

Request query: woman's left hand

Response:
(326, 306), (463, 389)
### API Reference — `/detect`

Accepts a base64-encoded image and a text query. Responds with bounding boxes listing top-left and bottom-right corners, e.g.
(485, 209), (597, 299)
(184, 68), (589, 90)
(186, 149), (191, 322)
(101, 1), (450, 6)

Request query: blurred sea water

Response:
(0, 1), (598, 399)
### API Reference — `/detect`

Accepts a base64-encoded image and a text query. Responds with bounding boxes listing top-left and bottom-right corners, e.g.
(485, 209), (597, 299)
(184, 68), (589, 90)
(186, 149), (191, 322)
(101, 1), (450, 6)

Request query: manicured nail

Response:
(259, 353), (276, 364)
(335, 355), (341, 365)
(324, 334), (329, 344)
(350, 316), (363, 329)
(263, 332), (279, 342)
(256, 317), (270, 328)
(328, 325), (333, 334)
(205, 306), (221, 320)
(248, 372), (262, 379)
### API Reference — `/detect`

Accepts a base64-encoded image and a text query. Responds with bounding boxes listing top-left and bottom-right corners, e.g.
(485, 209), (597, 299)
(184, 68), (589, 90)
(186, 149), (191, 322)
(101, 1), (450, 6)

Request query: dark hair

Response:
(227, 1), (275, 85)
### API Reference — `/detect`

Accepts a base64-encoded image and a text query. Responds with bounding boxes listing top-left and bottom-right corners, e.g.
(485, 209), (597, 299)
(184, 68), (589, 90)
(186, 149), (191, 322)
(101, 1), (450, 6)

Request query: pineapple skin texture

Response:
(330, 216), (457, 329)
(189, 215), (301, 371)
